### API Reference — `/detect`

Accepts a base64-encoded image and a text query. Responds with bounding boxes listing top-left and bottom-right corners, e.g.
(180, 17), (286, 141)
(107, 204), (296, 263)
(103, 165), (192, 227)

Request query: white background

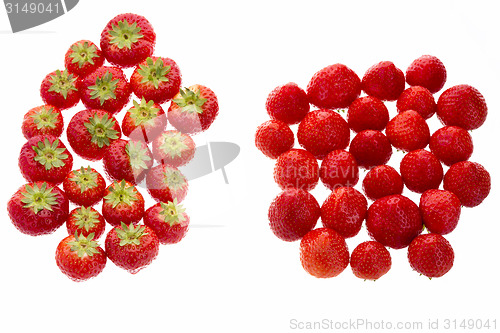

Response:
(1, 1), (499, 332)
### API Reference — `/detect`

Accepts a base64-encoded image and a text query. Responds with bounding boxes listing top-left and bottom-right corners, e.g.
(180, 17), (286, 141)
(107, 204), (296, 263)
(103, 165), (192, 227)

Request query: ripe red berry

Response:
(347, 96), (389, 133)
(144, 199), (189, 245)
(146, 164), (189, 203)
(273, 149), (319, 191)
(400, 149), (443, 194)
(420, 189), (461, 235)
(255, 120), (294, 159)
(408, 233), (454, 278)
(266, 82), (310, 125)
(362, 61), (405, 101)
(362, 165), (404, 201)
(64, 40), (105, 78)
(396, 86), (437, 119)
(122, 98), (167, 143)
(350, 241), (391, 280)
(66, 206), (106, 240)
(406, 55), (447, 94)
(152, 130), (195, 167)
(429, 126), (473, 166)
(22, 105), (64, 140)
(443, 161), (490, 207)
(319, 150), (359, 190)
(40, 69), (80, 110)
(63, 166), (106, 207)
(386, 110), (430, 152)
(349, 130), (392, 169)
(437, 84), (487, 130)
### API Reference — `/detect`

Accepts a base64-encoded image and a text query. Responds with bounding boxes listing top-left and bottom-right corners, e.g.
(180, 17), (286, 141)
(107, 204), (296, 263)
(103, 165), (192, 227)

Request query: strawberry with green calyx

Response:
(102, 180), (145, 226)
(122, 98), (167, 143)
(146, 164), (188, 203)
(7, 181), (69, 236)
(64, 40), (104, 78)
(40, 69), (80, 110)
(144, 199), (189, 244)
(103, 139), (153, 184)
(66, 206), (106, 239)
(152, 130), (195, 167)
(22, 105), (64, 139)
(63, 166), (106, 207)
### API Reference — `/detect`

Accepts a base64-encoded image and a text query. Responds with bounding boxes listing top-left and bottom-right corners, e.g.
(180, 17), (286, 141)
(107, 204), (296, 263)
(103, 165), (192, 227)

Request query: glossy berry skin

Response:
(152, 130), (196, 167)
(437, 84), (487, 130)
(320, 150), (359, 190)
(255, 120), (294, 159)
(22, 105), (64, 139)
(268, 189), (320, 242)
(406, 55), (447, 94)
(144, 201), (189, 244)
(273, 149), (319, 191)
(300, 228), (350, 278)
(400, 149), (443, 194)
(366, 195), (423, 249)
(40, 69), (80, 110)
(349, 130), (392, 169)
(66, 206), (106, 240)
(362, 165), (404, 201)
(265, 82), (310, 125)
(396, 86), (437, 120)
(122, 99), (167, 143)
(420, 189), (461, 235)
(429, 126), (473, 166)
(63, 167), (106, 207)
(386, 110), (430, 152)
(321, 187), (367, 238)
(443, 161), (490, 207)
(362, 61), (405, 101)
(64, 40), (105, 78)
(347, 96), (389, 133)
(408, 233), (454, 278)
(102, 181), (145, 226)
(146, 164), (189, 203)
(297, 109), (350, 159)
(350, 241), (391, 280)
(103, 139), (153, 184)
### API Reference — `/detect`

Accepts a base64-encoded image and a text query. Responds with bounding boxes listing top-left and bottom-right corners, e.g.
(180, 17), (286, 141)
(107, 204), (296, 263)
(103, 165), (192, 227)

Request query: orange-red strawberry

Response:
(349, 130), (392, 169)
(40, 69), (80, 110)
(152, 130), (196, 167)
(22, 105), (64, 139)
(429, 126), (473, 166)
(443, 161), (490, 207)
(146, 164), (189, 203)
(362, 61), (405, 101)
(406, 55), (447, 94)
(66, 206), (106, 240)
(362, 165), (404, 201)
(400, 149), (443, 194)
(102, 180), (145, 226)
(255, 120), (294, 159)
(408, 233), (454, 278)
(122, 98), (167, 143)
(419, 189), (461, 235)
(386, 110), (430, 152)
(144, 199), (189, 244)
(64, 40), (104, 78)
(319, 149), (359, 190)
(273, 148), (319, 191)
(63, 166), (106, 207)
(437, 84), (487, 130)
(103, 139), (153, 184)
(266, 82), (309, 124)
(350, 241), (391, 280)
(347, 96), (389, 133)
(396, 86), (437, 119)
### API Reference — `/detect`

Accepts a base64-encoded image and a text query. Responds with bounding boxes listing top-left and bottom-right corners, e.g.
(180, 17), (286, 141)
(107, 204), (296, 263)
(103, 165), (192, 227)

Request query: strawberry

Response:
(268, 188), (320, 242)
(273, 148), (319, 191)
(7, 181), (69, 236)
(19, 135), (73, 185)
(396, 86), (437, 119)
(347, 96), (389, 133)
(321, 187), (367, 238)
(21, 105), (64, 139)
(429, 126), (473, 166)
(362, 165), (404, 201)
(40, 69), (79, 110)
(168, 85), (219, 134)
(408, 233), (454, 278)
(443, 161), (490, 207)
(319, 149), (359, 190)
(144, 199), (189, 244)
(348, 130), (392, 169)
(405, 55), (447, 94)
(400, 149), (443, 194)
(255, 119), (294, 159)
(67, 109), (121, 161)
(152, 130), (196, 167)
(265, 82), (310, 125)
(350, 241), (391, 280)
(420, 189), (461, 235)
(362, 61), (405, 101)
(66, 206), (106, 240)
(63, 166), (106, 207)
(130, 56), (181, 104)
(78, 66), (131, 115)
(306, 64), (361, 109)
(300, 228), (349, 278)
(436, 84), (487, 130)
(103, 139), (153, 184)
(55, 233), (107, 281)
(366, 195), (423, 249)
(146, 164), (189, 203)
(100, 13), (156, 68)
(105, 222), (159, 274)
(102, 180), (145, 226)
(297, 109), (350, 159)
(122, 98), (167, 143)
(64, 40), (104, 78)
(386, 110), (430, 152)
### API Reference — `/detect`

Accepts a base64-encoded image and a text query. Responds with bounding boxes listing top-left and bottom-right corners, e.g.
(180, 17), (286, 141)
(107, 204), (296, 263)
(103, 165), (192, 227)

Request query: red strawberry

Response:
(146, 164), (189, 203)
(78, 66), (131, 115)
(102, 180), (145, 226)
(62, 166), (106, 207)
(443, 161), (490, 207)
(7, 181), (69, 236)
(349, 130), (392, 169)
(55, 233), (107, 281)
(64, 40), (105, 78)
(168, 85), (219, 134)
(400, 149), (443, 194)
(320, 149), (359, 190)
(321, 187), (367, 238)
(347, 96), (389, 133)
(122, 98), (167, 143)
(273, 148), (319, 191)
(152, 130), (196, 167)
(362, 61), (405, 101)
(130, 56), (181, 104)
(105, 223), (159, 274)
(103, 139), (153, 184)
(268, 188), (320, 242)
(366, 195), (423, 249)
(396, 86), (437, 119)
(144, 199), (189, 244)
(265, 82), (310, 124)
(100, 13), (156, 68)
(306, 64), (361, 109)
(19, 135), (73, 185)
(406, 55), (447, 94)
(437, 84), (487, 130)
(67, 109), (121, 161)
(429, 126), (473, 166)
(408, 233), (454, 278)
(300, 228), (350, 278)
(21, 105), (64, 139)
(386, 110), (430, 152)
(66, 206), (106, 240)
(297, 109), (350, 159)
(40, 69), (79, 110)
(350, 241), (391, 280)
(420, 189), (461, 235)
(362, 165), (404, 201)
(255, 120), (294, 159)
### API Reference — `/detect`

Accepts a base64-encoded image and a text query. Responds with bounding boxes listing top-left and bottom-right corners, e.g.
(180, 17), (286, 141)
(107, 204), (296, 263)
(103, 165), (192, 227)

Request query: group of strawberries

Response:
(7, 13), (219, 281)
(256, 55), (491, 280)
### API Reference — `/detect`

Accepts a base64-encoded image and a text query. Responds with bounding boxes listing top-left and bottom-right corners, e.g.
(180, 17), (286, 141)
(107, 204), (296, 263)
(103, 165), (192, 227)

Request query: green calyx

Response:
(173, 88), (207, 115)
(69, 41), (99, 68)
(84, 113), (119, 148)
(108, 20), (143, 49)
(116, 222), (148, 246)
(159, 131), (189, 158)
(73, 206), (100, 232)
(162, 168), (186, 191)
(21, 182), (57, 214)
(88, 71), (119, 105)
(129, 98), (160, 127)
(32, 138), (69, 170)
(70, 166), (99, 193)
(126, 141), (151, 172)
(159, 199), (186, 227)
(104, 180), (138, 208)
(137, 57), (171, 89)
(31, 106), (58, 130)
(68, 232), (100, 258)
(47, 69), (77, 99)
